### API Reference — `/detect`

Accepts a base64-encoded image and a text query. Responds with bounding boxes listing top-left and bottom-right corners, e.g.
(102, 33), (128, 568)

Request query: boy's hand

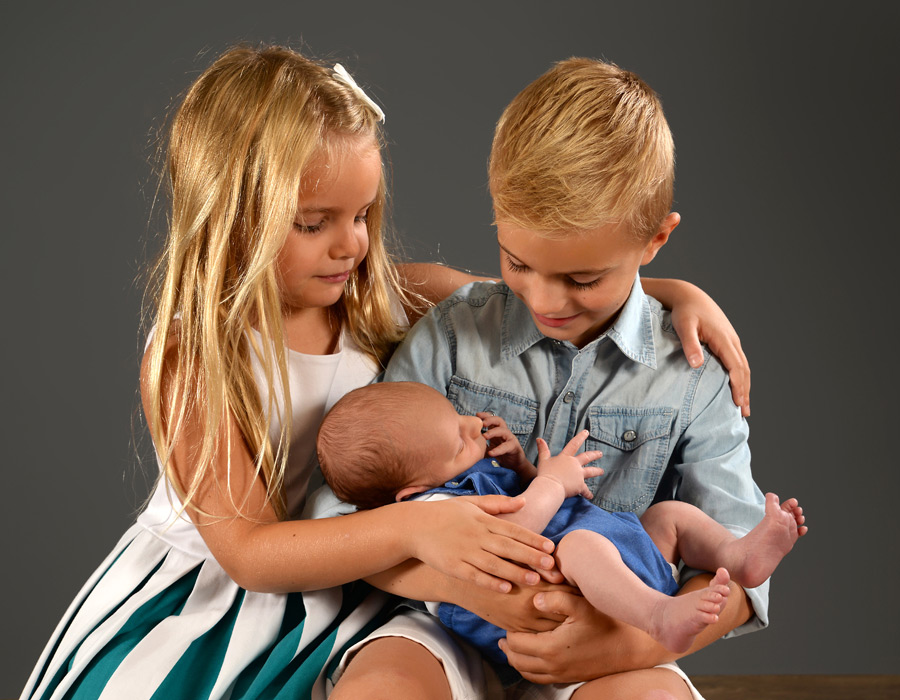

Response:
(479, 412), (537, 480)
(534, 431), (603, 499)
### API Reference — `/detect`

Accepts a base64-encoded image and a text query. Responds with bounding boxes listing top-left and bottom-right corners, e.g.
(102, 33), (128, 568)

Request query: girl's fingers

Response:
(581, 466), (604, 479)
(680, 323), (704, 369)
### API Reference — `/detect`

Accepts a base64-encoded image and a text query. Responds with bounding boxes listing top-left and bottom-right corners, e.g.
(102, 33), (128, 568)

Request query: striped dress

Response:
(22, 331), (391, 700)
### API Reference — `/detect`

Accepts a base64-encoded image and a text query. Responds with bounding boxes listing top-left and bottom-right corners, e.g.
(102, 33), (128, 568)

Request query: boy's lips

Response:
(533, 312), (581, 328)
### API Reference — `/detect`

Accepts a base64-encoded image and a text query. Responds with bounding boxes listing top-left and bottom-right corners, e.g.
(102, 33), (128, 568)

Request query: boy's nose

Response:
(524, 278), (566, 316)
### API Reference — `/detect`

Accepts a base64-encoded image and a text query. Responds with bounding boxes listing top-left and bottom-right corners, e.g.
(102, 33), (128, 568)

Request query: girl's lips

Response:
(317, 270), (351, 283)
(534, 312), (580, 328)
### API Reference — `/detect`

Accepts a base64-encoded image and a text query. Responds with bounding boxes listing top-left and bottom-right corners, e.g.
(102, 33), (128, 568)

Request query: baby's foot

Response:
(648, 568), (731, 653)
(726, 493), (807, 589)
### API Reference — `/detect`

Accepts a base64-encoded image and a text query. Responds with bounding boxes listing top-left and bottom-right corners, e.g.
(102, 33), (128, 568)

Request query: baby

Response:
(317, 381), (806, 659)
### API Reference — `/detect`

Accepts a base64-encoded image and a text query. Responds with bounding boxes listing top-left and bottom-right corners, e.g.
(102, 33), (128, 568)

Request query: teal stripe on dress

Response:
(32, 554), (168, 700)
(29, 538), (151, 699)
(230, 592), (310, 699)
(62, 566), (201, 700)
(232, 582), (378, 700)
(149, 588), (246, 700)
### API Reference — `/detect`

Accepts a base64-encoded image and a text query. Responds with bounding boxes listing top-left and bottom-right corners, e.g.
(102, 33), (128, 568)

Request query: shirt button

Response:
(490, 460), (500, 468)
(563, 391), (575, 403)
(623, 430), (637, 442)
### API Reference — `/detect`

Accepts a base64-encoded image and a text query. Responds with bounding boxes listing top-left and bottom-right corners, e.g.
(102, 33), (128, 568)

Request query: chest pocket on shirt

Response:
(448, 376), (538, 451)
(585, 406), (674, 515)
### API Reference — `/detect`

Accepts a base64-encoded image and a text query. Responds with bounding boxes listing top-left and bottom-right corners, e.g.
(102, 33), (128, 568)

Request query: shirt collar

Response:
(500, 276), (658, 369)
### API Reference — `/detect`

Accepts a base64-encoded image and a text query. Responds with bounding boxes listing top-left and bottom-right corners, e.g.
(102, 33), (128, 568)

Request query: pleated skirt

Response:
(22, 523), (393, 700)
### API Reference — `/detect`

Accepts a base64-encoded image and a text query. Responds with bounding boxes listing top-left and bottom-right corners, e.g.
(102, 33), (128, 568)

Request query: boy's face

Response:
(405, 387), (488, 492)
(497, 217), (676, 348)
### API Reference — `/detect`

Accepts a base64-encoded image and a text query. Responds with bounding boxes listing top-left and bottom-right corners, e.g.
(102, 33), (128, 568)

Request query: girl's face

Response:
(276, 138), (382, 315)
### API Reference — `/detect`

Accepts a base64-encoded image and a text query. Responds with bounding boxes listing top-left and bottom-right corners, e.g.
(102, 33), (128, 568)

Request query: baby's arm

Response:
(495, 432), (603, 534)
(478, 412), (537, 481)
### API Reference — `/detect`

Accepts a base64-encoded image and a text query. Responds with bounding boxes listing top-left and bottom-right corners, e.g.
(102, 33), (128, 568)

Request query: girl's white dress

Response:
(22, 331), (391, 700)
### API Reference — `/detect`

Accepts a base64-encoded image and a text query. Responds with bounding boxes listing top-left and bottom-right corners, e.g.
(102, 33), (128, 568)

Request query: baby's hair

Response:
(489, 57), (675, 241)
(318, 382), (428, 510)
(143, 45), (408, 520)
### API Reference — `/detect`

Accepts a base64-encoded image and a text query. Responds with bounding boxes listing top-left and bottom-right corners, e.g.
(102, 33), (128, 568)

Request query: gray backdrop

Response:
(3, 1), (898, 694)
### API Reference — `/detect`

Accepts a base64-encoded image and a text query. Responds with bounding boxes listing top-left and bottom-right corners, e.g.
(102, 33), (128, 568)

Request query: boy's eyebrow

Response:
(497, 241), (614, 276)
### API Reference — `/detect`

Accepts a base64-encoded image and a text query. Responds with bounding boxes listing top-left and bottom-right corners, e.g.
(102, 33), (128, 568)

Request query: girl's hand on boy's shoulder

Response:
(667, 284), (751, 417)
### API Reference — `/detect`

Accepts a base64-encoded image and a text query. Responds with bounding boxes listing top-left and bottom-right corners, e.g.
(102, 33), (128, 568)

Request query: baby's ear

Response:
(395, 485), (429, 502)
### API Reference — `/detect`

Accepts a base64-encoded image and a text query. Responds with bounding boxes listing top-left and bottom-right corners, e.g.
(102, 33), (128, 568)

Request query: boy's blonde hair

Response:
(489, 58), (674, 241)
(143, 45), (407, 520)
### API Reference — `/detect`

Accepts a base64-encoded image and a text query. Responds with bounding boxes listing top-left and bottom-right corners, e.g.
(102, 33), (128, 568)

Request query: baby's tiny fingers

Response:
(577, 450), (603, 466)
(561, 430), (590, 455)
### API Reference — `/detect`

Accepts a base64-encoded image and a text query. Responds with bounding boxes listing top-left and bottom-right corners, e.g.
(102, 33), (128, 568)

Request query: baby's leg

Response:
(642, 494), (806, 590)
(556, 530), (730, 654)
(331, 637), (451, 700)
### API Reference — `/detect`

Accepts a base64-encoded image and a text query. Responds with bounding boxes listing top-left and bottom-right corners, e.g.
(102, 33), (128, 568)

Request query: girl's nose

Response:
(331, 221), (362, 259)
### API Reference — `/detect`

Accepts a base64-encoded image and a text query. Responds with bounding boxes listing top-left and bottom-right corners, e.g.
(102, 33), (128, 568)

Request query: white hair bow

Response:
(332, 64), (386, 124)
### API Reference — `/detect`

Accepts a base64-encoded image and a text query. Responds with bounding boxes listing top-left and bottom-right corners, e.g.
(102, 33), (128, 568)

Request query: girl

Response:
(22, 44), (749, 700)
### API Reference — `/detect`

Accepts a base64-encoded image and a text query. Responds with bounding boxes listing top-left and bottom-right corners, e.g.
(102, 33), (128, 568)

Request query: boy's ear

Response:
(395, 485), (429, 502)
(641, 212), (680, 265)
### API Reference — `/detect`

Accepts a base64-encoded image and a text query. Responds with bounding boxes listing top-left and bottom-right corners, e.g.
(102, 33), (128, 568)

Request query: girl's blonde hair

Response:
(144, 45), (406, 520)
(489, 58), (675, 241)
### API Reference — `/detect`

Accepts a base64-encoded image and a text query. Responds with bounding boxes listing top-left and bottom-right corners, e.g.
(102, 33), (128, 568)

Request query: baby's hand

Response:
(535, 431), (603, 499)
(478, 412), (536, 480)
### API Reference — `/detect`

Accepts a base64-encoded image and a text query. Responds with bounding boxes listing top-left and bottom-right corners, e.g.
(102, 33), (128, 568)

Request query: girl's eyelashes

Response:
(293, 220), (323, 234)
(294, 210), (367, 233)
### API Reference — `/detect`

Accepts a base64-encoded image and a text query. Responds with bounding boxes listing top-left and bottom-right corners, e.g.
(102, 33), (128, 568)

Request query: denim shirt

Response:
(383, 278), (769, 635)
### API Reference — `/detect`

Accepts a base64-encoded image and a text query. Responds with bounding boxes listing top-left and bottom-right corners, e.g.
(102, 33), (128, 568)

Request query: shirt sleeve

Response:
(382, 303), (455, 392)
(672, 352), (769, 637)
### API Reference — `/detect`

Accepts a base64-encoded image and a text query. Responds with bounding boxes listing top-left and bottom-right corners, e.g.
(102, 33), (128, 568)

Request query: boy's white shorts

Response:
(331, 609), (704, 700)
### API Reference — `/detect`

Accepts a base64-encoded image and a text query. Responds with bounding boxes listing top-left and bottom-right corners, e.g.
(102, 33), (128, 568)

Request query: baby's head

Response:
(317, 382), (487, 509)
(489, 57), (674, 243)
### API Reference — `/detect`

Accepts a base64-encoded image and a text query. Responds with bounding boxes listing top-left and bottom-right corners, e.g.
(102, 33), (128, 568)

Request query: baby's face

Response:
(413, 387), (487, 487)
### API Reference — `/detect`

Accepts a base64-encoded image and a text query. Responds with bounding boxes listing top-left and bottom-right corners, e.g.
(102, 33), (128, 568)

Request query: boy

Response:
(332, 59), (771, 699)
(317, 381), (804, 662)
